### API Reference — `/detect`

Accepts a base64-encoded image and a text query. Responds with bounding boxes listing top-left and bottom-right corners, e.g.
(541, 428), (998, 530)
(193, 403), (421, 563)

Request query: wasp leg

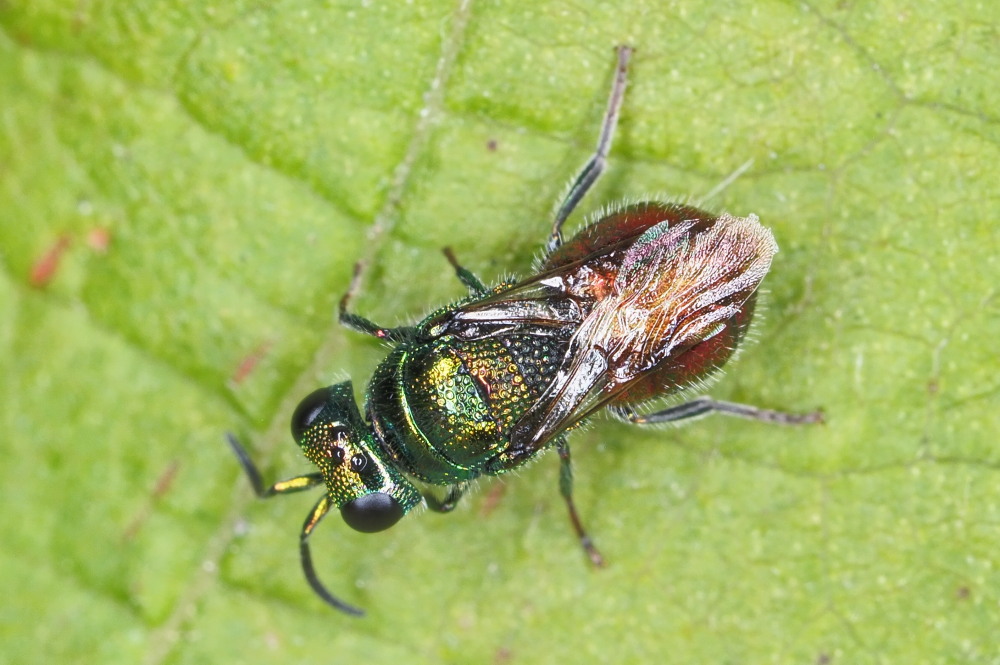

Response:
(226, 433), (325, 497)
(628, 397), (824, 426)
(424, 483), (468, 513)
(546, 44), (633, 254)
(339, 261), (416, 342)
(442, 247), (489, 296)
(557, 439), (606, 567)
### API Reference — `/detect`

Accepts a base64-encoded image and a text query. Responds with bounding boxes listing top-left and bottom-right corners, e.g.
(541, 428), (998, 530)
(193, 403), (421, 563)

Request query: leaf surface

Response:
(1, 1), (997, 663)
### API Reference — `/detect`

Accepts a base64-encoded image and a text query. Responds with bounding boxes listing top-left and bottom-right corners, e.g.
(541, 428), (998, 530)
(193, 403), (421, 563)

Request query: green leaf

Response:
(2, 1), (997, 663)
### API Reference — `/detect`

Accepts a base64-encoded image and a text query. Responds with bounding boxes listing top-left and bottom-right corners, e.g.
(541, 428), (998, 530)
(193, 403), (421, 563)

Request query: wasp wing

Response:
(423, 271), (590, 340)
(507, 212), (779, 452)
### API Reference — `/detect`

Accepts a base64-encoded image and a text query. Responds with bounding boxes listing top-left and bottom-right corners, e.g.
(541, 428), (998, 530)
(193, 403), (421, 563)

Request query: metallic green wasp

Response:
(227, 45), (820, 616)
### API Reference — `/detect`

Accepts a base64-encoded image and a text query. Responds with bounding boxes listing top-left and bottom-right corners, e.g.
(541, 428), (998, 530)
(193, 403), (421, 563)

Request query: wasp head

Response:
(291, 382), (421, 532)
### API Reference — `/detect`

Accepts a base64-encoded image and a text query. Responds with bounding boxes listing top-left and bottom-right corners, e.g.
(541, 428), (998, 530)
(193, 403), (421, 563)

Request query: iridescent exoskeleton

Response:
(227, 46), (819, 616)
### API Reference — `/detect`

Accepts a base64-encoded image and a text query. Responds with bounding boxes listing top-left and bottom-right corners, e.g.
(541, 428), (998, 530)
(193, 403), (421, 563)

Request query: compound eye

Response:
(340, 493), (405, 533)
(290, 387), (330, 441)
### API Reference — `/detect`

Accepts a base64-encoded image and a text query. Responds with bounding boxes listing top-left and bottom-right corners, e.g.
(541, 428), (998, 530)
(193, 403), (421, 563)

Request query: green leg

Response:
(225, 434), (364, 616)
(338, 261), (416, 342)
(627, 397), (823, 425)
(557, 440), (605, 567)
(442, 247), (489, 296)
(546, 45), (632, 254)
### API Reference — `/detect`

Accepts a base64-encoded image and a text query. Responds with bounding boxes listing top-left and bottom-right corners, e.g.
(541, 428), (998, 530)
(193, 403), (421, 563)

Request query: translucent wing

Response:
(423, 271), (590, 341)
(422, 205), (699, 341)
(507, 212), (778, 451)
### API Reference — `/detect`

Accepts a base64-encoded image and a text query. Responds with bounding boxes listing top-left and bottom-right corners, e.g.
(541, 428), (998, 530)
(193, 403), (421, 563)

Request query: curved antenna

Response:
(300, 494), (365, 617)
(224, 434), (363, 616)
